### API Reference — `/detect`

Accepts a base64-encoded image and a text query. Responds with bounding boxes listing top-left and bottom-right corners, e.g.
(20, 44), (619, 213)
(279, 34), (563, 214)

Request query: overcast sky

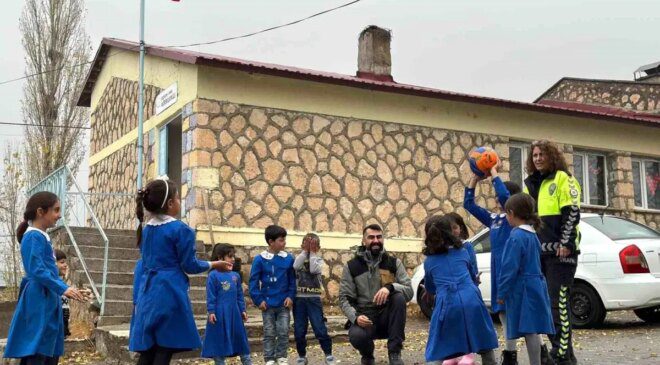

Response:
(0, 0), (658, 182)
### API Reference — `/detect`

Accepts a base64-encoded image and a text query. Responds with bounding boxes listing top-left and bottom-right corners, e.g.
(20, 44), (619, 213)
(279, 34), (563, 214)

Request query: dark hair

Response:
(446, 212), (469, 240)
(526, 140), (569, 175)
(136, 179), (178, 246)
(504, 181), (521, 195)
(55, 249), (67, 261)
(504, 193), (542, 230)
(423, 215), (463, 255)
(265, 225), (287, 244)
(211, 243), (236, 261)
(362, 224), (383, 235)
(16, 191), (59, 243)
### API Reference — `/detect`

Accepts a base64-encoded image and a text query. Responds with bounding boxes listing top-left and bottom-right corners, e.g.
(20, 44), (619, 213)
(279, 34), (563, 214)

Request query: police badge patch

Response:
(548, 183), (557, 196)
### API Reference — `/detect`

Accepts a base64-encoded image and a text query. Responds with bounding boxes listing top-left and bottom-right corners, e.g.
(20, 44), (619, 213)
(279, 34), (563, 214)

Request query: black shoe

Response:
(361, 357), (375, 365)
(501, 350), (518, 365)
(553, 356), (572, 365)
(570, 352), (578, 365)
(388, 352), (404, 365)
(540, 345), (555, 365)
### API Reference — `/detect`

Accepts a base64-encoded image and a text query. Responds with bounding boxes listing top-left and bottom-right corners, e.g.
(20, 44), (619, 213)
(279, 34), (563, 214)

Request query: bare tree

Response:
(20, 0), (91, 186)
(0, 144), (26, 300)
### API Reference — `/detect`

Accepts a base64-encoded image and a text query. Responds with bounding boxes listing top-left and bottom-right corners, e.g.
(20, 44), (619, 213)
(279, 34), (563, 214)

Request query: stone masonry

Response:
(180, 98), (511, 239)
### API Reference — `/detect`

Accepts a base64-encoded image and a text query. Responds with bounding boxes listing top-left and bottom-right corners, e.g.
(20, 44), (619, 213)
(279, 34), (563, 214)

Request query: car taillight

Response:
(619, 244), (650, 274)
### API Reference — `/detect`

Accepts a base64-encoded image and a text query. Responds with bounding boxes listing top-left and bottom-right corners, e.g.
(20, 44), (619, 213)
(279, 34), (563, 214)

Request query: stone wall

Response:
(540, 78), (660, 113)
(181, 99), (511, 238)
(90, 77), (161, 154)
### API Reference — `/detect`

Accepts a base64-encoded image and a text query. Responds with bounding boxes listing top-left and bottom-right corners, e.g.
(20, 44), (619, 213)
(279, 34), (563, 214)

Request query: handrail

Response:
(27, 166), (110, 316)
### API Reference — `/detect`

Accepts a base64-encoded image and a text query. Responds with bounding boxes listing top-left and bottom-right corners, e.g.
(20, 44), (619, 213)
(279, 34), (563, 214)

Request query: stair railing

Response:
(28, 166), (110, 315)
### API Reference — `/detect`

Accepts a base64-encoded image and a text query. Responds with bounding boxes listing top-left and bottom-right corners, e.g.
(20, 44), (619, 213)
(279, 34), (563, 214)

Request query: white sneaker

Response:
(276, 358), (289, 365)
(295, 357), (308, 365)
(325, 355), (337, 365)
(266, 361), (276, 365)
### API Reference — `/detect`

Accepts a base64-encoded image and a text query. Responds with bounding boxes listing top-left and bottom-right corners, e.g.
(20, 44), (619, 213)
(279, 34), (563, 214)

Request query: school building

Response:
(78, 26), (659, 300)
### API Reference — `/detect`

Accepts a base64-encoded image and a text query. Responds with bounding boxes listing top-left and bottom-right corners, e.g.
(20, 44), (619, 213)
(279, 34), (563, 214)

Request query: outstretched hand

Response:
(64, 287), (85, 302)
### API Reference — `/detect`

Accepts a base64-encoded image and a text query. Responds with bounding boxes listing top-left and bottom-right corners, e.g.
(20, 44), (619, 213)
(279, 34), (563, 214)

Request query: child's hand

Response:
(310, 241), (320, 254)
(241, 312), (248, 322)
(64, 287), (85, 302)
(211, 260), (232, 271)
(489, 160), (500, 178)
(284, 297), (293, 309)
(209, 313), (217, 324)
(259, 301), (268, 311)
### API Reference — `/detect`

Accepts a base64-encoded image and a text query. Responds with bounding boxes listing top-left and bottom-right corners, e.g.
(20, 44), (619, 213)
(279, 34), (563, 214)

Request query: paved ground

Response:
(51, 309), (658, 365)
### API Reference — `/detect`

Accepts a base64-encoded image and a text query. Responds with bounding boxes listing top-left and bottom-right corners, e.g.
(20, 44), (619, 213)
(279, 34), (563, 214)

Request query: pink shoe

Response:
(457, 353), (476, 365)
(442, 357), (460, 365)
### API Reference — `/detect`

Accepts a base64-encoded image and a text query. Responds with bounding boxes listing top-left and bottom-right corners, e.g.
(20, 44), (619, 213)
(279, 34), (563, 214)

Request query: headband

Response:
(157, 175), (169, 209)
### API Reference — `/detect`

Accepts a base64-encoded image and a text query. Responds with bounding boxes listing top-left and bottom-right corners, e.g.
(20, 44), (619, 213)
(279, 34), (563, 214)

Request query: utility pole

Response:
(137, 0), (146, 190)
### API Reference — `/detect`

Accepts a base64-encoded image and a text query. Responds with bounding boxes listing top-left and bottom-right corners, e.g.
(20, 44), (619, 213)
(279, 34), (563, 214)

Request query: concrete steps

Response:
(94, 312), (349, 364)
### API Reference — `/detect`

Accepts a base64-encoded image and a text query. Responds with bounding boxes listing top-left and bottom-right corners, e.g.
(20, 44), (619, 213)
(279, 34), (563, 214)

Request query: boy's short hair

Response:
(265, 225), (287, 244)
(55, 249), (67, 261)
(362, 224), (383, 235)
(504, 181), (522, 195)
(303, 233), (320, 245)
(211, 243), (235, 261)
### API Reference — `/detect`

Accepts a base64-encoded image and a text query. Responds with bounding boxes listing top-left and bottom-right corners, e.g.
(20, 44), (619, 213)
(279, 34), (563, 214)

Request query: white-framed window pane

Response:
(509, 146), (523, 189)
(158, 127), (168, 176)
(573, 154), (585, 203)
(644, 161), (659, 210)
(587, 155), (606, 206)
(632, 161), (643, 207)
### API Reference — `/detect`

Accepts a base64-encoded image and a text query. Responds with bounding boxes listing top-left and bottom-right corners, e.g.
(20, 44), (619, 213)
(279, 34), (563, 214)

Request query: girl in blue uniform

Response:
(4, 192), (85, 365)
(202, 243), (252, 365)
(129, 178), (228, 365)
(423, 215), (498, 365)
(497, 193), (555, 365)
(463, 163), (525, 364)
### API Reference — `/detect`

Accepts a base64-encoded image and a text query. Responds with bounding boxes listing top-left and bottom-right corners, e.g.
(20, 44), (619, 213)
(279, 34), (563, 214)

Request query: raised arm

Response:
(464, 176), (494, 227)
(176, 225), (211, 274)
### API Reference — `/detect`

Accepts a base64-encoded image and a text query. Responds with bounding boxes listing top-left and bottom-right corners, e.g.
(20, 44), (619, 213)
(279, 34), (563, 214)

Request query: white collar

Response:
(146, 214), (177, 226)
(518, 224), (536, 233)
(26, 226), (50, 242)
(260, 250), (289, 259)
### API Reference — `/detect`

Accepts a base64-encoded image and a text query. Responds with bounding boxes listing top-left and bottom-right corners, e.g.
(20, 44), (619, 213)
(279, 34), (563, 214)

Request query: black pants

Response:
(136, 345), (175, 365)
(541, 255), (577, 361)
(348, 292), (407, 359)
(19, 355), (59, 365)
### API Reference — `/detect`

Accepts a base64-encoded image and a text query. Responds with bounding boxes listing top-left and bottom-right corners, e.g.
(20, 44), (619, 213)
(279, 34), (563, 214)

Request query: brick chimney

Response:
(357, 26), (393, 82)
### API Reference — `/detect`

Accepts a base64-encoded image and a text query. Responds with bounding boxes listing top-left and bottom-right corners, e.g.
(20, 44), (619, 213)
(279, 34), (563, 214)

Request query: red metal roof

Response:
(77, 38), (660, 128)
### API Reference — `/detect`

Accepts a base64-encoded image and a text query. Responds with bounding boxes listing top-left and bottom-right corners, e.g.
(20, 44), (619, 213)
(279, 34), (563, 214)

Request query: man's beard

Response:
(369, 243), (383, 256)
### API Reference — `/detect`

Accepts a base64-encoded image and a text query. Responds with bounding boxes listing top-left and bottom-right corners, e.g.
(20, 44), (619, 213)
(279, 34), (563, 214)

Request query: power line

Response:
(0, 122), (90, 130)
(0, 0), (363, 86)
(168, 0), (362, 48)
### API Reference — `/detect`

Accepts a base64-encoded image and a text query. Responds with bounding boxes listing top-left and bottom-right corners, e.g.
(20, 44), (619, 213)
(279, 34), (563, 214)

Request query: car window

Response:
(583, 216), (660, 240)
(471, 230), (491, 254)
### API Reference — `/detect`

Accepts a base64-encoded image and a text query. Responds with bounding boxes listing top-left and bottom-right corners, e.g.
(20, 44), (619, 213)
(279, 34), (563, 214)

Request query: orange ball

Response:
(468, 147), (499, 177)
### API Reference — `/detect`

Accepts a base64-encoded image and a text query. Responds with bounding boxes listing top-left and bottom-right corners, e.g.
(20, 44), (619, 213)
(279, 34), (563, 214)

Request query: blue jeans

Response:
(293, 297), (332, 357)
(213, 355), (252, 365)
(262, 306), (290, 361)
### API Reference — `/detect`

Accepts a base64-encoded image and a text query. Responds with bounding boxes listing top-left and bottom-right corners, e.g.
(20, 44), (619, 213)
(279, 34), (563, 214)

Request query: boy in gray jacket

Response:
(293, 233), (336, 365)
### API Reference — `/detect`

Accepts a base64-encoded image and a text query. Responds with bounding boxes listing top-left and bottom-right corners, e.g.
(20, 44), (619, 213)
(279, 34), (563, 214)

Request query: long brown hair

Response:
(135, 179), (178, 246)
(16, 191), (59, 243)
(526, 139), (569, 175)
(423, 215), (463, 255)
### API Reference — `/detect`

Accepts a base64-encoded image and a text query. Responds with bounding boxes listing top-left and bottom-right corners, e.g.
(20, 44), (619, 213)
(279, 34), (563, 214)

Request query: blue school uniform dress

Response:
(201, 271), (250, 358)
(4, 227), (69, 359)
(463, 176), (513, 313)
(424, 248), (498, 362)
(129, 215), (211, 352)
(498, 226), (555, 339)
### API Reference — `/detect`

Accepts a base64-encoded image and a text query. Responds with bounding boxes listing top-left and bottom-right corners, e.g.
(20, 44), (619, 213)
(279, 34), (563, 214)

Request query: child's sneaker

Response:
(324, 355), (337, 365)
(295, 357), (308, 365)
(265, 361), (276, 365)
(276, 358), (289, 365)
(442, 358), (460, 365)
(457, 353), (475, 365)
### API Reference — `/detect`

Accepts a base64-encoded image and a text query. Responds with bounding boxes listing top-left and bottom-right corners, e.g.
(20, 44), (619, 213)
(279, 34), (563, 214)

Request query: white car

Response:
(411, 213), (660, 328)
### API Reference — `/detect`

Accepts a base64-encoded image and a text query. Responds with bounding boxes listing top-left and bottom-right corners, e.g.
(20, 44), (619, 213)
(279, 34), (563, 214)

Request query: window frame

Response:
(508, 143), (530, 189)
(632, 157), (660, 210)
(573, 151), (608, 207)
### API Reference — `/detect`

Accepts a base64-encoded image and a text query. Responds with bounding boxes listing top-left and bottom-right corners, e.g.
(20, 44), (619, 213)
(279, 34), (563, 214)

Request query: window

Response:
(471, 229), (491, 254)
(509, 144), (529, 190)
(573, 151), (607, 206)
(632, 158), (659, 210)
(582, 216), (659, 240)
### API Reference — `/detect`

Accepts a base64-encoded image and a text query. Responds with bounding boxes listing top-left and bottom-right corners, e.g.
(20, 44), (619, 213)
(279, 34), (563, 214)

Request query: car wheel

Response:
(634, 305), (660, 323)
(571, 282), (605, 328)
(416, 282), (434, 319)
